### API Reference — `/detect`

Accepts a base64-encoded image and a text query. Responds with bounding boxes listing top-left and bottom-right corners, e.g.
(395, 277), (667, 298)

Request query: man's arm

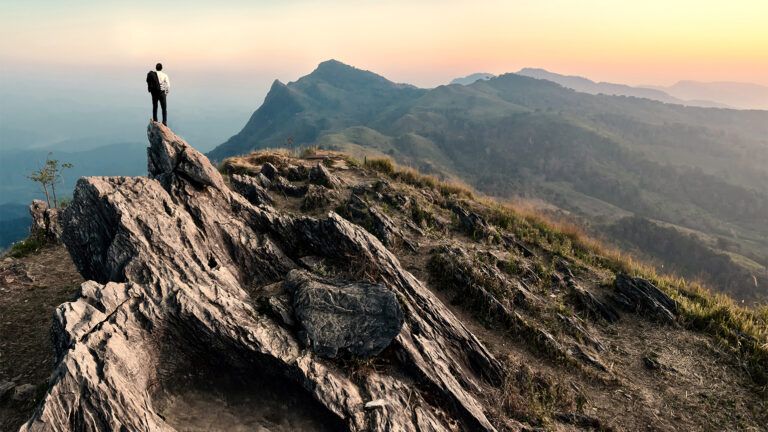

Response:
(164, 75), (171, 94)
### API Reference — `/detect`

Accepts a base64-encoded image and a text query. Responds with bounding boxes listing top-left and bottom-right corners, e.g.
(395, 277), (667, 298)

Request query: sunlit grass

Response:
(363, 156), (474, 199)
(481, 199), (768, 386)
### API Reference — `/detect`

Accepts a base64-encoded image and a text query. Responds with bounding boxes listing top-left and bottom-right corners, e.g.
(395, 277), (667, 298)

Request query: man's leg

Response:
(152, 93), (159, 122)
(159, 93), (167, 125)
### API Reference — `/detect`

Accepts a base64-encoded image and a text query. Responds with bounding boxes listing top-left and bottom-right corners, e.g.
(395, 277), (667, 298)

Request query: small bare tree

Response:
(28, 153), (73, 209)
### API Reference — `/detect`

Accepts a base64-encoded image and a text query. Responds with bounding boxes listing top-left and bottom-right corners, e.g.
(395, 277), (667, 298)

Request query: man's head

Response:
(155, 63), (163, 71)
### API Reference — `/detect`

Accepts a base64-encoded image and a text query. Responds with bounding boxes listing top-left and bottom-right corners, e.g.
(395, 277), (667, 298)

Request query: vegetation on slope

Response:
(209, 60), (768, 303)
(363, 155), (768, 388)
(4, 147), (767, 430)
(224, 149), (768, 428)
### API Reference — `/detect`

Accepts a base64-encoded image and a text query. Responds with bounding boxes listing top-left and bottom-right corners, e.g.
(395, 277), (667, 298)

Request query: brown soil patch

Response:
(0, 246), (83, 431)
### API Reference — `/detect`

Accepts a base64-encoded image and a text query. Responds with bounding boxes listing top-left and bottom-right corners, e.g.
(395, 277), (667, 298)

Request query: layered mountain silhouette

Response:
(647, 80), (768, 110)
(516, 68), (727, 108)
(450, 72), (496, 86)
(514, 68), (768, 110)
(209, 60), (768, 302)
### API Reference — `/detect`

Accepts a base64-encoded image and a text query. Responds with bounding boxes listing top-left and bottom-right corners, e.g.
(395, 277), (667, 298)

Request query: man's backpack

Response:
(146, 71), (161, 94)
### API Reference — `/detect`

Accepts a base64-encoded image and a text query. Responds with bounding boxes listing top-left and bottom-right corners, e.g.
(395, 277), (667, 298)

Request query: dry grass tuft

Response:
(363, 157), (474, 199)
(219, 149), (295, 175)
(497, 361), (574, 426)
(480, 199), (768, 387)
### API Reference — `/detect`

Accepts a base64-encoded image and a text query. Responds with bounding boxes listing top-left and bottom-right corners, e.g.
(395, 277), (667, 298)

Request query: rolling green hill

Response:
(209, 60), (768, 303)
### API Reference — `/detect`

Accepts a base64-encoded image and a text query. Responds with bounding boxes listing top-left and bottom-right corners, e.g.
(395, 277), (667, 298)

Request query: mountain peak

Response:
(306, 59), (396, 88)
(310, 59), (370, 78)
(450, 72), (496, 86)
(269, 78), (287, 89)
(315, 59), (353, 71)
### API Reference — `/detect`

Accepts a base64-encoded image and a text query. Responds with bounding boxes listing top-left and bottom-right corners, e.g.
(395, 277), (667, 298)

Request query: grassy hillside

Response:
(3, 146), (767, 430)
(219, 149), (767, 429)
(209, 61), (768, 303)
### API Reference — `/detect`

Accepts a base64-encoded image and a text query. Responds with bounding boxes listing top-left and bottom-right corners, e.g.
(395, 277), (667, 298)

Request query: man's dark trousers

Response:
(152, 92), (167, 125)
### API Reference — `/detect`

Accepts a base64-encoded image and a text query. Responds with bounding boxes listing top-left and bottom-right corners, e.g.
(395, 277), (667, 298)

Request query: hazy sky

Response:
(2, 0), (768, 87)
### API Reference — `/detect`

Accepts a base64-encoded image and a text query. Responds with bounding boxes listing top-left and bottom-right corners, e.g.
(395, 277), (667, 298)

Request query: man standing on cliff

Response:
(146, 63), (170, 125)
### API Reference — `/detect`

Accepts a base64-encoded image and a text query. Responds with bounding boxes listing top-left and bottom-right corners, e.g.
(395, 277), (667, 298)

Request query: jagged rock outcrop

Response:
(613, 274), (678, 324)
(451, 203), (498, 240)
(230, 173), (274, 206)
(260, 161), (279, 180)
(28, 200), (61, 243)
(342, 194), (416, 250)
(301, 184), (339, 211)
(308, 163), (342, 189)
(566, 279), (620, 323)
(22, 122), (504, 432)
(272, 174), (309, 197)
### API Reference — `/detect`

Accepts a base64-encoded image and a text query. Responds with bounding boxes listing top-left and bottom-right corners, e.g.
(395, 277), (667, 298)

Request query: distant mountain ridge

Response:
(515, 68), (728, 108)
(450, 73), (496, 86)
(209, 60), (768, 302)
(0, 142), (147, 206)
(0, 203), (30, 250)
(0, 142), (148, 248)
(645, 80), (768, 110)
(209, 60), (424, 161)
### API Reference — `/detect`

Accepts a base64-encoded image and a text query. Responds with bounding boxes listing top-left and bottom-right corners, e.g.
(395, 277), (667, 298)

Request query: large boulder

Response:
(285, 270), (404, 358)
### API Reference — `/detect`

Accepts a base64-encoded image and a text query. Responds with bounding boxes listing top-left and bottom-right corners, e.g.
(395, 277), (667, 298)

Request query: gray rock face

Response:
(301, 184), (339, 211)
(567, 279), (620, 323)
(28, 200), (61, 242)
(286, 270), (404, 358)
(308, 163), (341, 189)
(451, 203), (498, 240)
(230, 173), (274, 206)
(284, 164), (310, 181)
(22, 121), (502, 432)
(272, 174), (309, 197)
(260, 162), (279, 180)
(342, 194), (415, 250)
(614, 274), (678, 324)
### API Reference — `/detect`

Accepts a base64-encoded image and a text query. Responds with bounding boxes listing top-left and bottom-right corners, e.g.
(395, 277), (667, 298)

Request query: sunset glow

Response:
(2, 0), (767, 87)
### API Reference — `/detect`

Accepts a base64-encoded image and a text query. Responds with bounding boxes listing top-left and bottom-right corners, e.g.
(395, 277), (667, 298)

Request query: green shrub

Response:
(8, 236), (45, 258)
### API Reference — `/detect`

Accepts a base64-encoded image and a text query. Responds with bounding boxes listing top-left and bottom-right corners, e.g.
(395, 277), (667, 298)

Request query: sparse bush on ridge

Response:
(7, 236), (46, 258)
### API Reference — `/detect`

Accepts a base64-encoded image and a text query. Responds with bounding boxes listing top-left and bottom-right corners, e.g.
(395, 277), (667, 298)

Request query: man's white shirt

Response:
(156, 71), (170, 94)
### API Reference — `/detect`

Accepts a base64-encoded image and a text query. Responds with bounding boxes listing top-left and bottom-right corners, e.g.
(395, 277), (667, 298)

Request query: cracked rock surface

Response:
(21, 122), (502, 432)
